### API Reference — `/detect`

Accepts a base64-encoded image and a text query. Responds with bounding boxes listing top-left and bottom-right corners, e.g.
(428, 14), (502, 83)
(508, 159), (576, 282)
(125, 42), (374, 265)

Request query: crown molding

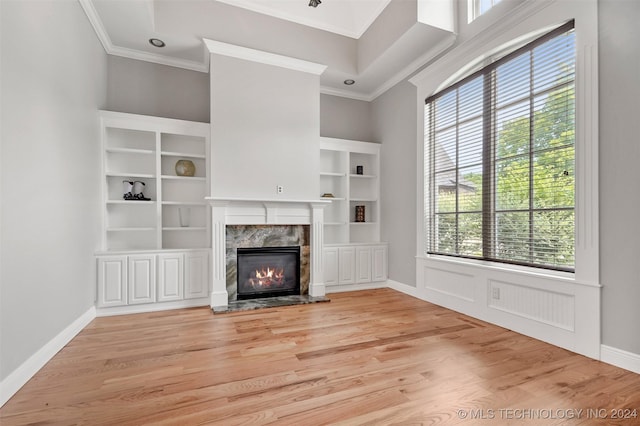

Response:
(79, 0), (208, 73)
(319, 86), (373, 102)
(370, 33), (457, 101)
(109, 45), (208, 73)
(78, 0), (112, 53)
(409, 0), (553, 88)
(204, 39), (327, 75)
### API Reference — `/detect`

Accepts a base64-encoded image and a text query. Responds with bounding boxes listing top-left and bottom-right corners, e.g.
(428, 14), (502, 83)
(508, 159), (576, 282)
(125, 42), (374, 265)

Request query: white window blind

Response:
(425, 21), (575, 272)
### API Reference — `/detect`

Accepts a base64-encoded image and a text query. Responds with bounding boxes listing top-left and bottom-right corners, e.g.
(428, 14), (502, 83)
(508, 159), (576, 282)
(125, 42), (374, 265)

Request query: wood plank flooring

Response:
(2, 288), (640, 425)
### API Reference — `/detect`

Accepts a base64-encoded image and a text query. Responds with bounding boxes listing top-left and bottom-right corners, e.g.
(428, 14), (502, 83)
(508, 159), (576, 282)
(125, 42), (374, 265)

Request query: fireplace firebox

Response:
(236, 246), (300, 300)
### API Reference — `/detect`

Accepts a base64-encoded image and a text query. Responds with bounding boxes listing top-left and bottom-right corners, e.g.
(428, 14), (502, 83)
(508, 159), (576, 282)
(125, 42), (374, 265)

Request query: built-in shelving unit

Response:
(320, 138), (387, 291)
(320, 137), (381, 244)
(99, 110), (210, 251)
(96, 111), (211, 314)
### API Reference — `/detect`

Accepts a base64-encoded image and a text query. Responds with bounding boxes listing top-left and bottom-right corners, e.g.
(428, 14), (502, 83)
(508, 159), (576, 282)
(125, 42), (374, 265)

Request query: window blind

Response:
(425, 21), (575, 272)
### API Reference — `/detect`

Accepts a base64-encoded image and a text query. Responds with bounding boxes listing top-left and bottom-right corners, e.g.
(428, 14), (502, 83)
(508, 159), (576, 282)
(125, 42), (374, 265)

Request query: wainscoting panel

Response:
(415, 256), (601, 359)
(488, 280), (575, 331)
(423, 265), (475, 302)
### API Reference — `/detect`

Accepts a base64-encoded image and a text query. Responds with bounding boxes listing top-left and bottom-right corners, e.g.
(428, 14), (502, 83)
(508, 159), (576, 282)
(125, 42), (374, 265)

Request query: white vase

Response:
(178, 207), (191, 227)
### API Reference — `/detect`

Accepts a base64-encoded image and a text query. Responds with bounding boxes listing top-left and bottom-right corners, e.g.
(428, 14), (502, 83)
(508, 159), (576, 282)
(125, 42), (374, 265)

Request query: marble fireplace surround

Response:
(206, 197), (330, 309)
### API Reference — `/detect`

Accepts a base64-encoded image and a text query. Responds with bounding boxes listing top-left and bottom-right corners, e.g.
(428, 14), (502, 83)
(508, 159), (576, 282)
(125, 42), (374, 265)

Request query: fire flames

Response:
(248, 266), (285, 288)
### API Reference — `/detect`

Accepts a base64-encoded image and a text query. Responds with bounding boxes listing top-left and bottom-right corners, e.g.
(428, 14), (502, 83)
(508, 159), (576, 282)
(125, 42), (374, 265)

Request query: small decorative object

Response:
(175, 159), (195, 177)
(132, 181), (151, 200)
(178, 207), (191, 227)
(355, 205), (365, 222)
(356, 165), (363, 175)
(322, 193), (335, 198)
(122, 180), (134, 200)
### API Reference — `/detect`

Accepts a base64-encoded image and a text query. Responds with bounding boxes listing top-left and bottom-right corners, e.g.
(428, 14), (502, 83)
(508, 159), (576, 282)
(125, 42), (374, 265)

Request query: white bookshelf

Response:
(100, 111), (210, 251)
(319, 137), (381, 244)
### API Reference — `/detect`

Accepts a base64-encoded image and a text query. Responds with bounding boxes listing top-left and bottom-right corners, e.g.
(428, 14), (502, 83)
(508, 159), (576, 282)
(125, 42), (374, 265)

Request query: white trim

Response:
(326, 281), (387, 294)
(320, 34), (457, 103)
(96, 298), (209, 317)
(78, 0), (111, 54)
(108, 45), (208, 73)
(601, 345), (640, 375)
(369, 34), (457, 102)
(0, 306), (96, 408)
(203, 39), (327, 75)
(78, 0), (208, 73)
(411, 1), (599, 283)
(320, 86), (372, 102)
(386, 279), (422, 299)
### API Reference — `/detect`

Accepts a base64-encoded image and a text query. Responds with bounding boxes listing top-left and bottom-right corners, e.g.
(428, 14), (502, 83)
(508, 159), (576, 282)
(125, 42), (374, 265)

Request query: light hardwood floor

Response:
(1, 288), (639, 425)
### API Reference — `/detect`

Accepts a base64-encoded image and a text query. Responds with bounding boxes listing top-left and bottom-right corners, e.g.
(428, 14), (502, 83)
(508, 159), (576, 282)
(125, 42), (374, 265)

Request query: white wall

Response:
(210, 55), (320, 200)
(107, 55), (209, 123)
(0, 0), (106, 381)
(599, 0), (640, 356)
(320, 94), (374, 142)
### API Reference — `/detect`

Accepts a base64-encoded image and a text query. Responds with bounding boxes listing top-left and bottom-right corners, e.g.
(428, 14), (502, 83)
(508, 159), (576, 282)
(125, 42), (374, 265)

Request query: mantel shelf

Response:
(205, 197), (331, 205)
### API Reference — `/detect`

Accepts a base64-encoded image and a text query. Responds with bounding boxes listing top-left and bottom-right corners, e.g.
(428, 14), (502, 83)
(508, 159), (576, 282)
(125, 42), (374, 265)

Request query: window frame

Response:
(468, 0), (503, 23)
(424, 20), (576, 273)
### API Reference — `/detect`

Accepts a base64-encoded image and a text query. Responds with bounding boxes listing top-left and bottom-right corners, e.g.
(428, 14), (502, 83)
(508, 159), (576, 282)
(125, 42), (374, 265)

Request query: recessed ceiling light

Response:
(308, 0), (321, 7)
(344, 79), (355, 86)
(149, 38), (166, 48)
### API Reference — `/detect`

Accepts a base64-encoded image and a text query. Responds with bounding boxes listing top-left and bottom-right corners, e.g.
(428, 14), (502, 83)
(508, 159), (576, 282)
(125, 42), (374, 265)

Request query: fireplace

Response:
(236, 246), (301, 300)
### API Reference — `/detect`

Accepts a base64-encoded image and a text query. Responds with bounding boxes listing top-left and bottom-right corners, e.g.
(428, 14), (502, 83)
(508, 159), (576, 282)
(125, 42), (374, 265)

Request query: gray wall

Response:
(107, 55), (209, 123)
(320, 94), (374, 142)
(599, 0), (640, 355)
(372, 82), (418, 287)
(0, 0), (106, 380)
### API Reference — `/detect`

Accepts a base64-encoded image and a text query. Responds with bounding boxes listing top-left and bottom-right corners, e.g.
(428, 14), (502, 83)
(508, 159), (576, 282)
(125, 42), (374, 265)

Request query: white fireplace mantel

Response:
(205, 197), (330, 308)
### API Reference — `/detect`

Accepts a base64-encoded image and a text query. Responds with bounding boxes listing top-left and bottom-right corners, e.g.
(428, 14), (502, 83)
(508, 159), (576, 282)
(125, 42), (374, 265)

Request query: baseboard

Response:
(600, 345), (640, 375)
(386, 279), (422, 298)
(325, 281), (387, 294)
(0, 306), (96, 408)
(96, 298), (210, 317)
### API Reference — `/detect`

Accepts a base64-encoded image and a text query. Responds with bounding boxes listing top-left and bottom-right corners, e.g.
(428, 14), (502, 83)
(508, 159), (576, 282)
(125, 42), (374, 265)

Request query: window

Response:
(424, 21), (575, 272)
(468, 0), (503, 22)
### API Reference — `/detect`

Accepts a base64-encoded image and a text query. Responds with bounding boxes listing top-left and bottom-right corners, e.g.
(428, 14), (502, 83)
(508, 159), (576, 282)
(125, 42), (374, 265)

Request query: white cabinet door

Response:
(97, 256), (127, 307)
(128, 255), (156, 304)
(372, 245), (388, 282)
(185, 251), (208, 299)
(158, 253), (184, 302)
(323, 247), (339, 286)
(356, 246), (372, 283)
(338, 246), (356, 285)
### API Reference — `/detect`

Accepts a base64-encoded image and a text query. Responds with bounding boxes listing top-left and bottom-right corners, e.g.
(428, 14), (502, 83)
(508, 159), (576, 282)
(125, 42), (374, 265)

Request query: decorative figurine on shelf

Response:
(175, 159), (195, 176)
(355, 205), (365, 222)
(122, 180), (134, 200)
(123, 180), (151, 201)
(356, 165), (364, 175)
(132, 181), (151, 200)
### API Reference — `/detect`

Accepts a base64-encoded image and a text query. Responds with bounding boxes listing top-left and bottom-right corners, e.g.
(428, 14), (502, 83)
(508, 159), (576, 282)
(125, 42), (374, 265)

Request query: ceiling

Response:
(80, 0), (456, 101)
(216, 0), (393, 39)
